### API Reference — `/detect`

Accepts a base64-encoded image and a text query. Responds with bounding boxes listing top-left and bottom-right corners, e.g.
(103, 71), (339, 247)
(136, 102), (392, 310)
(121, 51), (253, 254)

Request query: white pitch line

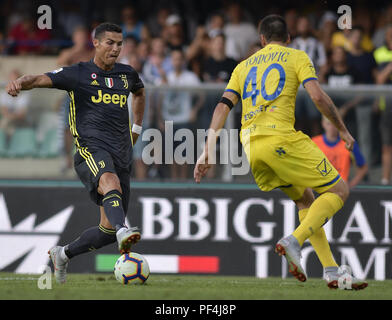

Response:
(0, 277), (38, 281)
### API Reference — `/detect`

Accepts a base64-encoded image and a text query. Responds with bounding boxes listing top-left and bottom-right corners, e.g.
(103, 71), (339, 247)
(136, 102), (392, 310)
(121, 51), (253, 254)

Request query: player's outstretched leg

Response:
(324, 266), (368, 290)
(48, 224), (117, 283)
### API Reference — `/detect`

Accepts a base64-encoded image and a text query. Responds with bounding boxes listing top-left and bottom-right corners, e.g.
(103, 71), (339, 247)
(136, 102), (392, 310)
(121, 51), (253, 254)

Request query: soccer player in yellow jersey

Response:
(194, 15), (368, 290)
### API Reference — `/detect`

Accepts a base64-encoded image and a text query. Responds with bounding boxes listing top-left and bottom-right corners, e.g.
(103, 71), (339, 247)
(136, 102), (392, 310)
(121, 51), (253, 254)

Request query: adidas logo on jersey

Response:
(91, 80), (100, 86)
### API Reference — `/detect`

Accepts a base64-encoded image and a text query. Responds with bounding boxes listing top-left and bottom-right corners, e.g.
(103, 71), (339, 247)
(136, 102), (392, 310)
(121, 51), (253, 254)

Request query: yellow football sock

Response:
(293, 192), (344, 246)
(298, 208), (338, 268)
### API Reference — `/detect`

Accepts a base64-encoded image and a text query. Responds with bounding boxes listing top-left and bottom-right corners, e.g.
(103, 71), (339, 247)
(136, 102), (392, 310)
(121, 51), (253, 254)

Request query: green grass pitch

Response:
(1, 272), (391, 300)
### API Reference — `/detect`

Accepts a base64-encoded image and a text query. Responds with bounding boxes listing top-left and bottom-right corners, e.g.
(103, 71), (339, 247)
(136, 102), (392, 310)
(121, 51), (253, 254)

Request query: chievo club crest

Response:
(105, 77), (114, 88)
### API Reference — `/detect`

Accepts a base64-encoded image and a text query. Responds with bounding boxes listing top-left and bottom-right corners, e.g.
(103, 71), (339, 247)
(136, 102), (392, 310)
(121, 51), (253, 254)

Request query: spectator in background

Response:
(142, 37), (172, 85)
(331, 20), (374, 53)
(185, 26), (210, 79)
(118, 35), (139, 65)
(374, 25), (392, 185)
(312, 117), (368, 188)
(373, 4), (392, 49)
(147, 7), (171, 38)
(120, 5), (150, 42)
(57, 1), (86, 39)
(57, 26), (94, 66)
(202, 30), (237, 84)
(316, 11), (337, 54)
(346, 26), (378, 83)
(223, 2), (258, 61)
(128, 53), (151, 181)
(0, 70), (30, 139)
(290, 16), (326, 137)
(7, 14), (51, 55)
(290, 16), (327, 74)
(163, 14), (187, 51)
(290, 15), (327, 137)
(57, 26), (94, 173)
(345, 26), (379, 165)
(353, 7), (375, 51)
(140, 38), (171, 179)
(137, 40), (150, 65)
(206, 12), (226, 33)
(284, 8), (298, 39)
(201, 30), (237, 178)
(205, 12), (236, 58)
(321, 46), (362, 140)
(158, 50), (204, 180)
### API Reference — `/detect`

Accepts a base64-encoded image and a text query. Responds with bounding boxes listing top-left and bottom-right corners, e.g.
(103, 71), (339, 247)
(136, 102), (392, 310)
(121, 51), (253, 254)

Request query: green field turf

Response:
(0, 273), (391, 300)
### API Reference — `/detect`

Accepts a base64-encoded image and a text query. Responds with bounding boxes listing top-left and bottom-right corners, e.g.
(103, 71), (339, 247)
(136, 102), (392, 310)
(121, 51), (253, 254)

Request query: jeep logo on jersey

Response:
(91, 90), (127, 108)
(105, 77), (114, 88)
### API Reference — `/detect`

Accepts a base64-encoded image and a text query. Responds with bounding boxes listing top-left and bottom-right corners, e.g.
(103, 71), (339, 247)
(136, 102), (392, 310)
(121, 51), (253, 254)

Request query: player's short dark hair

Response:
(258, 15), (289, 43)
(94, 22), (122, 39)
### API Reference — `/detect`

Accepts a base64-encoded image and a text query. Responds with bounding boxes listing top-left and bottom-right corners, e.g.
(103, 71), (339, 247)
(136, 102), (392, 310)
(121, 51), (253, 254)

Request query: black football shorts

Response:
(74, 147), (131, 214)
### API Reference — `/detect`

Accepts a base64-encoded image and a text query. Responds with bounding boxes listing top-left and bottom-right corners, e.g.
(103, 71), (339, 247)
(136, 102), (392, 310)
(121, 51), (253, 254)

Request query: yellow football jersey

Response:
(226, 43), (317, 139)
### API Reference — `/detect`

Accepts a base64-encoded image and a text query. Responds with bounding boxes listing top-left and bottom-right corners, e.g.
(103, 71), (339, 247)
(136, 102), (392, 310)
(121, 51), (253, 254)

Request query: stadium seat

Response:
(37, 128), (59, 158)
(36, 111), (58, 144)
(0, 129), (6, 157)
(7, 128), (37, 157)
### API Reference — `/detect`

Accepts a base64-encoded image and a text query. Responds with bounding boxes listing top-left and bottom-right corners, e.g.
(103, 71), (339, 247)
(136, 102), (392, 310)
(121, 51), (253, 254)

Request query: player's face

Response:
(95, 32), (123, 65)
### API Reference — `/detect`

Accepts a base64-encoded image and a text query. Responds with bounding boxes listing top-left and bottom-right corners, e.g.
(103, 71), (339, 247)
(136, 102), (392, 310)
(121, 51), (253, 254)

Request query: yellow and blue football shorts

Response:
(243, 131), (342, 200)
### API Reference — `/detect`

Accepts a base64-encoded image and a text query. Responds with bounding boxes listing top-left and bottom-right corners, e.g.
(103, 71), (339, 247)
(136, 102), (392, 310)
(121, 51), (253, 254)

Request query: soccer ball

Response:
(114, 252), (150, 285)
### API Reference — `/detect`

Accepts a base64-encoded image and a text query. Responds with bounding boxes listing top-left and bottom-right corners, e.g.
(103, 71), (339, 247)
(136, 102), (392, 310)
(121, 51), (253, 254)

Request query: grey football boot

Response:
(116, 226), (141, 254)
(275, 235), (307, 282)
(324, 266), (368, 290)
(48, 246), (69, 284)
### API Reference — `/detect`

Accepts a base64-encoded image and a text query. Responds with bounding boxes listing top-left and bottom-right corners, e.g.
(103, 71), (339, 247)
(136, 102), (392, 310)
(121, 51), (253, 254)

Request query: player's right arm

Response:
(194, 64), (241, 183)
(6, 74), (53, 97)
(7, 64), (80, 98)
(194, 90), (239, 183)
(304, 79), (355, 151)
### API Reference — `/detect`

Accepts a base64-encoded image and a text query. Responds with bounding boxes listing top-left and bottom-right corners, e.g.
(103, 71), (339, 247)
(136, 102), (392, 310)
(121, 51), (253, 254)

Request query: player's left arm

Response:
(194, 90), (238, 183)
(305, 80), (355, 151)
(348, 142), (369, 188)
(130, 87), (145, 145)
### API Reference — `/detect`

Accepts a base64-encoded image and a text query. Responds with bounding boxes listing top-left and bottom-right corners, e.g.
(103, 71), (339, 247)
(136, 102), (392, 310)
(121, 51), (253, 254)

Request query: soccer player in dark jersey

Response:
(6, 23), (145, 283)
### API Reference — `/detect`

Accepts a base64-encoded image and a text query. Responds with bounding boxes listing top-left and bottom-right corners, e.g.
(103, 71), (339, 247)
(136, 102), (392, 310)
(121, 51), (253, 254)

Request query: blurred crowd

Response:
(1, 0), (392, 184)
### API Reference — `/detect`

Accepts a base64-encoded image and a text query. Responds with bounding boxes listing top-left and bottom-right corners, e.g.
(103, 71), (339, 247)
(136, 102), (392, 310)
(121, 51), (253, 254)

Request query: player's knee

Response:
(98, 172), (122, 195)
(332, 179), (350, 202)
(294, 188), (314, 210)
(340, 180), (350, 202)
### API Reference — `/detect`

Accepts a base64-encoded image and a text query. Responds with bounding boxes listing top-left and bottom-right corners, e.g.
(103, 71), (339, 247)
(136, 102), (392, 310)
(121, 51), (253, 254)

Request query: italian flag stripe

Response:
(105, 78), (113, 88)
(96, 254), (220, 273)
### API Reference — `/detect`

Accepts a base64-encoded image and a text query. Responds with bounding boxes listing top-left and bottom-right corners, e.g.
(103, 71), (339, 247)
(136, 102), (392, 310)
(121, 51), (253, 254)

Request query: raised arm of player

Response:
(6, 74), (53, 97)
(194, 90), (239, 183)
(304, 79), (355, 151)
(130, 87), (145, 144)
